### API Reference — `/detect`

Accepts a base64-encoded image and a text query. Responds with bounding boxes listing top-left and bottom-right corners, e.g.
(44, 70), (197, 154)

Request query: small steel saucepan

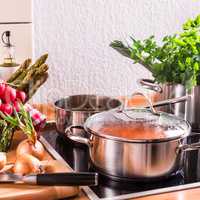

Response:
(66, 93), (200, 181)
(54, 94), (122, 134)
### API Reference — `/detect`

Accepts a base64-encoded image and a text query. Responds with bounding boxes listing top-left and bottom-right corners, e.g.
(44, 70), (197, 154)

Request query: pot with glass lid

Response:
(66, 93), (200, 181)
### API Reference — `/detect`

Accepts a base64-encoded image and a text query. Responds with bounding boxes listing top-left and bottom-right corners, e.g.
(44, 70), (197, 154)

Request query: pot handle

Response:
(138, 79), (163, 93)
(178, 134), (200, 152)
(145, 95), (190, 109)
(125, 92), (158, 115)
(65, 125), (91, 147)
(179, 142), (200, 152)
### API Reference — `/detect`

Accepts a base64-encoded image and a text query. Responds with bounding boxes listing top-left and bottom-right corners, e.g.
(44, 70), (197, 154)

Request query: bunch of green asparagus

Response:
(7, 54), (49, 101)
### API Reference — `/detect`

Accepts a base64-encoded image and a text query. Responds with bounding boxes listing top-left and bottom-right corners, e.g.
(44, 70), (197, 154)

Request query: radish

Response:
(13, 101), (20, 112)
(16, 91), (26, 103)
(0, 83), (6, 96)
(3, 86), (16, 103)
(1, 103), (13, 115)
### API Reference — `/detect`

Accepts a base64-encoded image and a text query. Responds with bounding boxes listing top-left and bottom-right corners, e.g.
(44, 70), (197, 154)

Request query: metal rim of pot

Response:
(65, 116), (200, 153)
(54, 94), (123, 113)
(84, 117), (190, 144)
(66, 123), (200, 156)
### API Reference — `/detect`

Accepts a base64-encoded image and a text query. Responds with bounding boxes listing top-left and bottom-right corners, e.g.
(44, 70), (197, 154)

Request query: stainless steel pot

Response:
(54, 94), (122, 133)
(186, 86), (200, 131)
(138, 79), (186, 118)
(65, 93), (200, 180)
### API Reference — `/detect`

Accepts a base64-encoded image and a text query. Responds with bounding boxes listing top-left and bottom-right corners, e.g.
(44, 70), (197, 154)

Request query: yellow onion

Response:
(13, 154), (42, 175)
(16, 139), (45, 160)
(0, 152), (6, 170)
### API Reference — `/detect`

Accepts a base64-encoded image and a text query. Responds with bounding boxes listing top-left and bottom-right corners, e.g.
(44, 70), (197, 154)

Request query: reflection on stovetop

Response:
(42, 130), (200, 199)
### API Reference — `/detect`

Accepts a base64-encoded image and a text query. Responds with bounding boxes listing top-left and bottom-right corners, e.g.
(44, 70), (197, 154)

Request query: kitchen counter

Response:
(34, 103), (200, 200)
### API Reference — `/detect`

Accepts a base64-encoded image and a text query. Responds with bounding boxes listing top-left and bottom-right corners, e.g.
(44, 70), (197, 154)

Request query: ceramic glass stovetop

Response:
(41, 130), (200, 200)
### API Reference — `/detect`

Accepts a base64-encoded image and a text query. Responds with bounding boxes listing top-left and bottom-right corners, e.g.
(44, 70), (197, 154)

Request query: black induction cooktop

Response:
(41, 129), (200, 200)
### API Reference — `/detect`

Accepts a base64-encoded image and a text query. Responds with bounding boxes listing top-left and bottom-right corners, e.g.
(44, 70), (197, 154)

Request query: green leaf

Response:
(194, 62), (199, 71)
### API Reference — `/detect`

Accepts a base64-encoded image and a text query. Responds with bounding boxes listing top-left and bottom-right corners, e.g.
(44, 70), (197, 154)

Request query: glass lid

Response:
(84, 93), (191, 143)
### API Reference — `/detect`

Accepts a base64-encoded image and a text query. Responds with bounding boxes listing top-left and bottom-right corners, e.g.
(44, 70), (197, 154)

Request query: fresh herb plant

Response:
(110, 15), (200, 90)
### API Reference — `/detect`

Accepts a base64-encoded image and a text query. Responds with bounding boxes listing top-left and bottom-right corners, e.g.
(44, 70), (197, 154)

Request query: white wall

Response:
(33, 0), (200, 103)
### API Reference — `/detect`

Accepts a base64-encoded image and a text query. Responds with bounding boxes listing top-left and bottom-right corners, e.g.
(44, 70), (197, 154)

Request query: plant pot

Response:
(186, 86), (200, 132)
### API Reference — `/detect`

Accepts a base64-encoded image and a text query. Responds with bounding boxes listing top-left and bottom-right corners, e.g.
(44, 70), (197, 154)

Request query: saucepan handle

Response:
(146, 95), (190, 109)
(65, 125), (91, 147)
(179, 142), (200, 152)
(126, 92), (158, 115)
(178, 134), (200, 152)
(138, 79), (163, 93)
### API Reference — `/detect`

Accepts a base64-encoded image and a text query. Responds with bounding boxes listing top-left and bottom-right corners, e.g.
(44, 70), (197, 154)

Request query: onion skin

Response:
(13, 154), (41, 175)
(16, 139), (45, 160)
(0, 152), (6, 170)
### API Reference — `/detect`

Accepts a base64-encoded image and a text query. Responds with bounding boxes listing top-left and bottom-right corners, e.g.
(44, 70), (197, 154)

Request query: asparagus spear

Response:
(16, 64), (48, 91)
(26, 73), (48, 101)
(35, 64), (49, 76)
(7, 58), (32, 83)
(12, 71), (28, 85)
(28, 53), (48, 72)
(24, 54), (48, 74)
(23, 64), (48, 83)
(11, 54), (48, 85)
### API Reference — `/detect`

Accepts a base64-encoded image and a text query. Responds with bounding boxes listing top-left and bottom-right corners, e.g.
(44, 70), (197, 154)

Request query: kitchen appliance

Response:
(0, 172), (98, 186)
(54, 95), (122, 134)
(41, 128), (200, 200)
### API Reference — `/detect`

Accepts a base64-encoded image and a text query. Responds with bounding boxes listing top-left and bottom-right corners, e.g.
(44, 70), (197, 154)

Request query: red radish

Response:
(16, 90), (26, 103)
(1, 103), (13, 115)
(13, 101), (20, 112)
(0, 83), (6, 96)
(3, 86), (16, 103)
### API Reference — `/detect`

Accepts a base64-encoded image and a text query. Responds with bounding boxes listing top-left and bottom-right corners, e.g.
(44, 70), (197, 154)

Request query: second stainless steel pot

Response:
(186, 86), (200, 131)
(54, 95), (122, 133)
(65, 94), (200, 181)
